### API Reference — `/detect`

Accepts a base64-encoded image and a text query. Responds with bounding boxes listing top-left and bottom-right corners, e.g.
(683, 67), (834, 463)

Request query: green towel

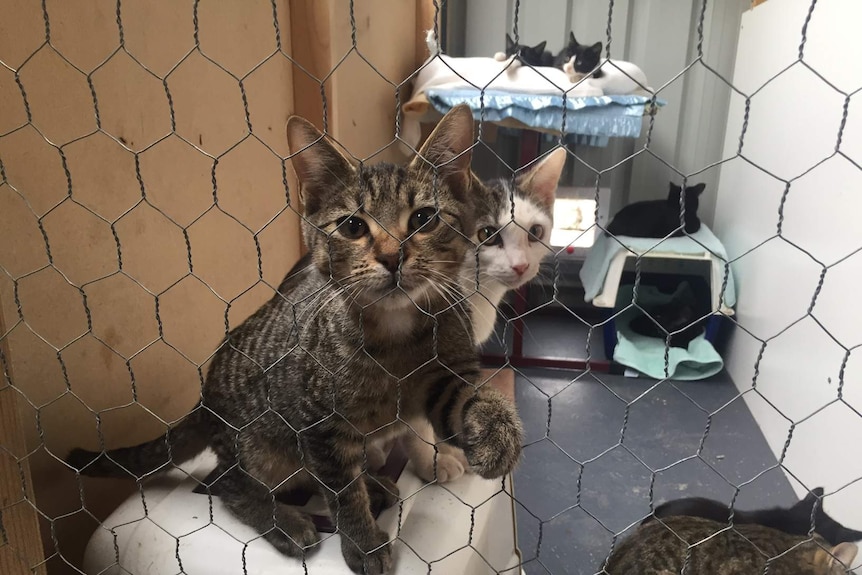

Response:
(613, 285), (723, 381)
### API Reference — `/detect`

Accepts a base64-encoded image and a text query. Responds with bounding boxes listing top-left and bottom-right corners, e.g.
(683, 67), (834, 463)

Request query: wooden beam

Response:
(289, 0), (333, 132)
(0, 311), (46, 575)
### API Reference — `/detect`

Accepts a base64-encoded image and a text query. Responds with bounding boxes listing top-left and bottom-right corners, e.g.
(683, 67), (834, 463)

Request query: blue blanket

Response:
(425, 88), (665, 145)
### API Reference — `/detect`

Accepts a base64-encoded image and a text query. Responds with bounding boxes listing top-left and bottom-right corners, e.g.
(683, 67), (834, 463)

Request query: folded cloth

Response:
(425, 88), (661, 140)
(579, 225), (737, 308)
(613, 285), (724, 381)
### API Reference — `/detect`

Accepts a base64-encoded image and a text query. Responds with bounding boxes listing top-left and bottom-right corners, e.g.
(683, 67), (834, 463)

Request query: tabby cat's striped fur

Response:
(606, 516), (857, 575)
(66, 105), (523, 575)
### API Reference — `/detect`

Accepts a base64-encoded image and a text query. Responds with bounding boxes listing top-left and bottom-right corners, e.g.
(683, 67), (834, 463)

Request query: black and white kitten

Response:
(645, 488), (862, 546)
(606, 182), (706, 239)
(553, 32), (602, 75)
(555, 32), (650, 95)
(504, 34), (554, 67)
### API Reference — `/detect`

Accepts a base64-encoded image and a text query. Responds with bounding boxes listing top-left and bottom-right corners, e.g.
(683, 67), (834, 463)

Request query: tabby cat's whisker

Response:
(422, 275), (474, 338)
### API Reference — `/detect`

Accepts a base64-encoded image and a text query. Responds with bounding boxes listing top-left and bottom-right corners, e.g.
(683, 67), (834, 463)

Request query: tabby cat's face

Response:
(308, 165), (473, 307)
(287, 106), (476, 309)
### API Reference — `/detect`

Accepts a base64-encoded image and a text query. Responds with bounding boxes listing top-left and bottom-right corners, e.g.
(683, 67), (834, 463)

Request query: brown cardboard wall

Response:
(1, 0), (422, 571)
(0, 1), (302, 571)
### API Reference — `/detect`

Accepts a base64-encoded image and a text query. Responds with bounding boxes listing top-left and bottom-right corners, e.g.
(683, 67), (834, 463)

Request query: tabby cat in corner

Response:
(606, 516), (857, 574)
(646, 488), (862, 546)
(66, 105), (523, 575)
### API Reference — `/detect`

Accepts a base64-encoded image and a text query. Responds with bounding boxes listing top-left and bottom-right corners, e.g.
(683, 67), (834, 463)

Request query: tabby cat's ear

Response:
(410, 104), (474, 192)
(516, 147), (567, 212)
(286, 116), (355, 212)
(827, 542), (857, 571)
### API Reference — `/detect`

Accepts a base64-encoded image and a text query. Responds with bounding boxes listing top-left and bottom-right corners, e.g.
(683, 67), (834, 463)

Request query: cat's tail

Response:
(837, 525), (862, 543)
(66, 404), (208, 478)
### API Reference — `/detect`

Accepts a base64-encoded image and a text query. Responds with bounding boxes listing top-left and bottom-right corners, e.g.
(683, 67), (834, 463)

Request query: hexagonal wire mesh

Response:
(0, 0), (860, 573)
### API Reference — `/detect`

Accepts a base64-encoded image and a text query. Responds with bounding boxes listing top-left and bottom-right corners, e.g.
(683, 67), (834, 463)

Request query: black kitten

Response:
(605, 182), (706, 239)
(629, 282), (704, 348)
(645, 488), (862, 546)
(505, 34), (554, 67)
(553, 32), (603, 76)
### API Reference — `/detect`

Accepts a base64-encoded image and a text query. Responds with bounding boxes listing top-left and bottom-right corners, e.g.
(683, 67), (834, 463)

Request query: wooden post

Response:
(0, 311), (46, 575)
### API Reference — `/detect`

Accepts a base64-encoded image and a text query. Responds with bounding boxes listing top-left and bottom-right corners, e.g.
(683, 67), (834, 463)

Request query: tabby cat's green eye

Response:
(408, 207), (440, 233)
(477, 226), (503, 246)
(529, 224), (544, 242)
(337, 216), (368, 239)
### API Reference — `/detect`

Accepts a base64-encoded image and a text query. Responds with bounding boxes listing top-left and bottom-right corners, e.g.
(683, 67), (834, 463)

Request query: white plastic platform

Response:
(84, 449), (522, 575)
(592, 250), (735, 316)
(581, 226), (737, 316)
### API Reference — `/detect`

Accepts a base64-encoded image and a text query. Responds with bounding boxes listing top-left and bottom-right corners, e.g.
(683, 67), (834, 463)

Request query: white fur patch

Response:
(466, 188), (554, 345)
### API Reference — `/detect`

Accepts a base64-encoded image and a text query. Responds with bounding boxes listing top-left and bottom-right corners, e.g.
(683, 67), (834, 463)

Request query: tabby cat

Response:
(646, 488), (862, 546)
(66, 105), (523, 575)
(605, 182), (706, 239)
(606, 516), (857, 574)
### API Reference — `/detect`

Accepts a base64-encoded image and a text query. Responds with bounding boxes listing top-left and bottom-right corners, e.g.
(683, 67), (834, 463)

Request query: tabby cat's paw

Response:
(364, 474), (400, 512)
(462, 393), (523, 479)
(342, 527), (392, 575)
(265, 509), (321, 556)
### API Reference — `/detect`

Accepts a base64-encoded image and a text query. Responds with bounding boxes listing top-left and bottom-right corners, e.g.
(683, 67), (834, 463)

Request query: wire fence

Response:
(0, 0), (859, 574)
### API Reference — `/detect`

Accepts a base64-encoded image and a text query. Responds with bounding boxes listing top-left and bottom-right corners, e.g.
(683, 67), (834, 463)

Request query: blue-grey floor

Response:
(486, 312), (796, 575)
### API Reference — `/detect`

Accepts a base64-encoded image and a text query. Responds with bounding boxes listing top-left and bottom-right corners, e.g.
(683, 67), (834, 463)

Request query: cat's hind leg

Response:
(302, 433), (393, 575)
(213, 466), (321, 557)
(364, 473), (400, 512)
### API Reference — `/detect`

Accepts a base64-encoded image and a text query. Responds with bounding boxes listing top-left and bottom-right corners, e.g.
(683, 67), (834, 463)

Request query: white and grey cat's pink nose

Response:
(511, 263), (529, 276)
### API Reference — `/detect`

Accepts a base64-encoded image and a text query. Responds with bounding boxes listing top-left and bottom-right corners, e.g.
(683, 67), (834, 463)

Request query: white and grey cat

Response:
(465, 147), (566, 344)
(399, 148), (567, 484)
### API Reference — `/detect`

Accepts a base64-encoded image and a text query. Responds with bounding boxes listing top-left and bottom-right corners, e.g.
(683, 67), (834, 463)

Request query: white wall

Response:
(714, 0), (862, 533)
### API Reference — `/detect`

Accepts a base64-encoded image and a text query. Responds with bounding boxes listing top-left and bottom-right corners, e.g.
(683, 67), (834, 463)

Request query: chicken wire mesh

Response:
(0, 0), (860, 574)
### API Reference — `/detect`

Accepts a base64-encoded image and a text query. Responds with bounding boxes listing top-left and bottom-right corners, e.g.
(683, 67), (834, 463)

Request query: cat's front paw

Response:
(341, 527), (392, 575)
(461, 393), (522, 478)
(415, 451), (465, 484)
